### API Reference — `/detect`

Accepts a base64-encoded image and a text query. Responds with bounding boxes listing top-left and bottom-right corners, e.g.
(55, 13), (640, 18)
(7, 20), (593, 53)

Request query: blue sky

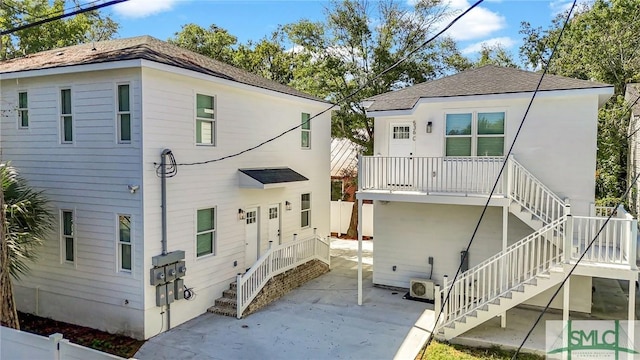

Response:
(109, 0), (574, 62)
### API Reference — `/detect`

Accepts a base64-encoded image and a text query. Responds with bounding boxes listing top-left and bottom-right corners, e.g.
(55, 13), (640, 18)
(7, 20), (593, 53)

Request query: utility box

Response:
(176, 261), (187, 277)
(150, 267), (166, 286)
(165, 264), (177, 283)
(174, 278), (184, 300)
(166, 283), (175, 304)
(156, 285), (167, 306)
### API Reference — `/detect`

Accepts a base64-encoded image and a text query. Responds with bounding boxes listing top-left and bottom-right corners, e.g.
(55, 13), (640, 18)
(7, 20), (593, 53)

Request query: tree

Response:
(283, 0), (456, 154)
(0, 164), (54, 329)
(1, 0), (119, 60)
(168, 23), (238, 64)
(475, 44), (518, 68)
(519, 0), (640, 199)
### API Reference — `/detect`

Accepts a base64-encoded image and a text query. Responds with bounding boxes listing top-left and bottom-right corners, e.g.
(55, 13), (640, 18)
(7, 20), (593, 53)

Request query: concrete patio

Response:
(136, 239), (640, 359)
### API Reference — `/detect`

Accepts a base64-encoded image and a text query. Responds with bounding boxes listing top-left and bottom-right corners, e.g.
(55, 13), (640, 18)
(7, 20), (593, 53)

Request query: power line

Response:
(421, 0), (578, 355)
(173, 0), (486, 167)
(0, 0), (128, 36)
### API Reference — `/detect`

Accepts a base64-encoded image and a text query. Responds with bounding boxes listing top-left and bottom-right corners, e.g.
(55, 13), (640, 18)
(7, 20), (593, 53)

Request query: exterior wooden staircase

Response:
(434, 157), (638, 340)
(208, 281), (238, 317)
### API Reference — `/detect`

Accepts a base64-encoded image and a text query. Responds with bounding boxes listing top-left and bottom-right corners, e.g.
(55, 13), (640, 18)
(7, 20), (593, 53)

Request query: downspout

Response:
(160, 149), (171, 329)
(160, 149), (171, 256)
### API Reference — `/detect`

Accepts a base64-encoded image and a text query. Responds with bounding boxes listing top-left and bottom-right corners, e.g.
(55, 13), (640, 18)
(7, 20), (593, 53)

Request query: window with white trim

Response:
(301, 113), (311, 149)
(196, 207), (215, 257)
(60, 89), (73, 143)
(445, 112), (505, 156)
(301, 193), (311, 228)
(61, 210), (74, 262)
(196, 94), (215, 145)
(118, 215), (132, 271)
(18, 91), (28, 128)
(117, 84), (131, 144)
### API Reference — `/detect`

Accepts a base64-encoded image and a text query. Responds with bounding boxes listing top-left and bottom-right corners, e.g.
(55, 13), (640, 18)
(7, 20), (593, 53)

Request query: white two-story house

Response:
(0, 36), (331, 340)
(356, 65), (638, 339)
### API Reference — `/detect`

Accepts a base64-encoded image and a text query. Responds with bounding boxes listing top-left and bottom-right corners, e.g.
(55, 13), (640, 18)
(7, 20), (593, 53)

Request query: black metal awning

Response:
(238, 167), (308, 189)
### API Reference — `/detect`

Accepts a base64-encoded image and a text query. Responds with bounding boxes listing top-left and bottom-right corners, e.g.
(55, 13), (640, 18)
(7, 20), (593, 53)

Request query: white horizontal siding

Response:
(1, 69), (146, 337)
(372, 202), (532, 288)
(140, 67), (330, 337)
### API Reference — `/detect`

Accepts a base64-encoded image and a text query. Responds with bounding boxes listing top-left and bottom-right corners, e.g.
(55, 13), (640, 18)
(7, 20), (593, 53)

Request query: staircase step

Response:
(513, 285), (525, 292)
(223, 289), (237, 298)
(501, 292), (512, 299)
(208, 306), (237, 317)
(455, 316), (466, 324)
(215, 297), (237, 308)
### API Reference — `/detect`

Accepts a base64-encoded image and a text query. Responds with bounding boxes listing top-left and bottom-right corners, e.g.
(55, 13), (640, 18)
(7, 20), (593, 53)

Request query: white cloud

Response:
(549, 0), (574, 16)
(113, 0), (180, 18)
(443, 0), (506, 41)
(461, 36), (515, 54)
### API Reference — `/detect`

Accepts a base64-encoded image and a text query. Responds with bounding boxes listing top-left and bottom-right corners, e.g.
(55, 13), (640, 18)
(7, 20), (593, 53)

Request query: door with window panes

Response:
(388, 122), (415, 186)
(244, 208), (258, 267)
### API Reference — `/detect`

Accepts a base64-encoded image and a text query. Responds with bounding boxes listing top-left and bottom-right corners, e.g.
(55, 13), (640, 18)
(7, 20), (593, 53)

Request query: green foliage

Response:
(1, 0), (119, 60)
(2, 164), (54, 280)
(168, 23), (238, 64)
(520, 0), (640, 199)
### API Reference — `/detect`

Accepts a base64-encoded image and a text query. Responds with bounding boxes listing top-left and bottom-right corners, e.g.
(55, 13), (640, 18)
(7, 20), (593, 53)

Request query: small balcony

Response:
(358, 156), (507, 200)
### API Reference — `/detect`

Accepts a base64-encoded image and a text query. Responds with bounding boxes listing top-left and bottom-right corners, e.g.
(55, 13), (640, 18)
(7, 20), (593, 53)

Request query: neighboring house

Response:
(330, 137), (360, 201)
(626, 83), (640, 215)
(0, 36), (331, 340)
(356, 65), (638, 339)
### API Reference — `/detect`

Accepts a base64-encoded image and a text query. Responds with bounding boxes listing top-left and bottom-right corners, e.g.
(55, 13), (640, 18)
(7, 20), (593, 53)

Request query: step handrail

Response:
(508, 157), (566, 224)
(236, 234), (330, 318)
(437, 216), (567, 326)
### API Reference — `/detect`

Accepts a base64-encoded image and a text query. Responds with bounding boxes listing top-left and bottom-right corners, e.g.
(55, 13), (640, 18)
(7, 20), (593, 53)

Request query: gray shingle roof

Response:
(365, 65), (612, 112)
(0, 36), (328, 103)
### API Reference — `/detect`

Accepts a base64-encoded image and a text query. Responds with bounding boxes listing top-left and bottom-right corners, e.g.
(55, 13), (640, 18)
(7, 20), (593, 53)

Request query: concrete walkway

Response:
(136, 239), (430, 360)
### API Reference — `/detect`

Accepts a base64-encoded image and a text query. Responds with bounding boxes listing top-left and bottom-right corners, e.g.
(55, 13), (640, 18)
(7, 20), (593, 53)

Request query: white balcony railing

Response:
(359, 156), (506, 195)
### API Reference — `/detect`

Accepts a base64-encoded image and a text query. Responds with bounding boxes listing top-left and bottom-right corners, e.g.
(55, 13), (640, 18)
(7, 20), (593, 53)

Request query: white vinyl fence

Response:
(1, 326), (133, 360)
(330, 200), (373, 237)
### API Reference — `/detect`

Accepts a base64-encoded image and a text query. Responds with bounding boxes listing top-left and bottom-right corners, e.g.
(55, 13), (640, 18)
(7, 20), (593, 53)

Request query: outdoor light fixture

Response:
(285, 201), (292, 211)
(426, 121), (433, 133)
(238, 209), (245, 220)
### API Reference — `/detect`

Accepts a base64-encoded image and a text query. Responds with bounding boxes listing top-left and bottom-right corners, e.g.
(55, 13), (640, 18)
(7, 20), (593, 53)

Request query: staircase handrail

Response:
(508, 157), (566, 223)
(438, 216), (566, 326)
(236, 234), (330, 318)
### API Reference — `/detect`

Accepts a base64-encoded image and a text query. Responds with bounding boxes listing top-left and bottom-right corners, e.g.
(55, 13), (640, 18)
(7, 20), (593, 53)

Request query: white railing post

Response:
(293, 234), (298, 263)
(630, 219), (638, 269)
(357, 154), (363, 190)
(434, 284), (442, 323)
(506, 155), (514, 197)
(236, 273), (243, 319)
(564, 215), (573, 263)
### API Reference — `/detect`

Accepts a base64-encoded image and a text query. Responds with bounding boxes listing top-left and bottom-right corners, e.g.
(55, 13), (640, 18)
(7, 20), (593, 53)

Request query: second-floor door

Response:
(268, 204), (281, 245)
(388, 122), (415, 186)
(245, 208), (259, 268)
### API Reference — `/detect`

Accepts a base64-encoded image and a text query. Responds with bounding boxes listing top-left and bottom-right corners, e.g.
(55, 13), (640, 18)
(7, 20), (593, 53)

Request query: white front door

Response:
(244, 208), (258, 267)
(268, 204), (281, 245)
(388, 122), (414, 186)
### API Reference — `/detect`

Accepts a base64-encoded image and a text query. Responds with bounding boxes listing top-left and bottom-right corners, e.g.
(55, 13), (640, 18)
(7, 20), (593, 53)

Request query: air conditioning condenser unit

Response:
(410, 279), (435, 301)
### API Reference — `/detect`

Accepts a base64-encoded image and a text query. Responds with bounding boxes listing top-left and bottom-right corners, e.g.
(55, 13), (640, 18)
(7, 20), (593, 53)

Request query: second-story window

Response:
(445, 112), (505, 156)
(301, 113), (311, 149)
(196, 94), (215, 146)
(18, 91), (28, 128)
(301, 193), (311, 228)
(60, 89), (73, 143)
(117, 84), (131, 144)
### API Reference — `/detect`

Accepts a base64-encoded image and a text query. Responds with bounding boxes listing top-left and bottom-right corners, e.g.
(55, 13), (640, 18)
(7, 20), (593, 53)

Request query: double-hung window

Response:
(60, 89), (73, 143)
(61, 210), (74, 262)
(445, 112), (505, 156)
(196, 94), (215, 145)
(117, 84), (131, 143)
(18, 91), (28, 128)
(301, 113), (311, 149)
(196, 208), (215, 257)
(118, 215), (132, 271)
(301, 193), (311, 228)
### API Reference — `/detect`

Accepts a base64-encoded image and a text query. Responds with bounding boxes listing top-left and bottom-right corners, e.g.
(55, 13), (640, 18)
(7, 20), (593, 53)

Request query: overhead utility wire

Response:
(421, 0), (578, 355)
(511, 171), (640, 359)
(0, 0), (128, 36)
(174, 0), (486, 167)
